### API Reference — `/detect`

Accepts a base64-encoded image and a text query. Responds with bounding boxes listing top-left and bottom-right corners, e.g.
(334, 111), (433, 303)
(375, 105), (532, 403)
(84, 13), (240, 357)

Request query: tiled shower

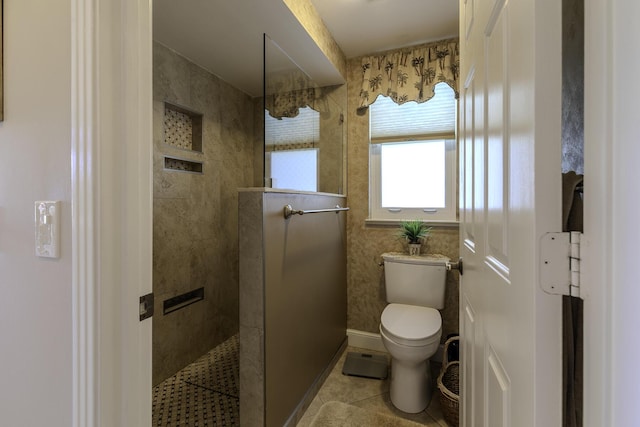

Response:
(152, 41), (257, 387)
(152, 35), (350, 426)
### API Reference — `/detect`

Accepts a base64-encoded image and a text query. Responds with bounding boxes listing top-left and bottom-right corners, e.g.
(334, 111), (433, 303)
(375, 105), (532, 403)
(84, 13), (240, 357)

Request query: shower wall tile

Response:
(345, 57), (460, 341)
(238, 190), (266, 426)
(190, 65), (222, 120)
(238, 191), (264, 330)
(239, 326), (265, 426)
(153, 42), (254, 385)
(153, 43), (192, 107)
(154, 165), (194, 199)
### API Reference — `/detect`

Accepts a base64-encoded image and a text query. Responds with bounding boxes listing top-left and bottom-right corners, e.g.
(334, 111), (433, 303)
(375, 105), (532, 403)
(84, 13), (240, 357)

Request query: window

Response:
(369, 83), (457, 222)
(264, 106), (319, 191)
(269, 149), (318, 192)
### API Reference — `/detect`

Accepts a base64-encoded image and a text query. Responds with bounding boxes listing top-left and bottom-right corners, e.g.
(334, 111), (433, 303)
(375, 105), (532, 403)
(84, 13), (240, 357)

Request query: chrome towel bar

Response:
(283, 204), (350, 219)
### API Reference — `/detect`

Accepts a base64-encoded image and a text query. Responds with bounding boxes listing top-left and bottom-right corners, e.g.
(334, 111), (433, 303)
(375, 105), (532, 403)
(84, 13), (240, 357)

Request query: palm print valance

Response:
(265, 66), (329, 119)
(359, 38), (459, 109)
(265, 86), (320, 119)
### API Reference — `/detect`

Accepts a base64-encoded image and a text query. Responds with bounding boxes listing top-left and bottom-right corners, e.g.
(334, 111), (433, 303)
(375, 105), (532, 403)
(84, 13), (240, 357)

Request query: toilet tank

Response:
(382, 252), (450, 309)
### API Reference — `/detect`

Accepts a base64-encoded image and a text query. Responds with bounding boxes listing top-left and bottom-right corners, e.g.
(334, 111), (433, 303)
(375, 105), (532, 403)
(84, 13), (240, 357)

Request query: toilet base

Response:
(389, 358), (433, 413)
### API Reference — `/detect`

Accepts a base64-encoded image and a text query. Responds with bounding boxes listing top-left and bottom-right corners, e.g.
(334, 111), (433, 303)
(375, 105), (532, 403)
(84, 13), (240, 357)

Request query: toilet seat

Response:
(381, 303), (442, 347)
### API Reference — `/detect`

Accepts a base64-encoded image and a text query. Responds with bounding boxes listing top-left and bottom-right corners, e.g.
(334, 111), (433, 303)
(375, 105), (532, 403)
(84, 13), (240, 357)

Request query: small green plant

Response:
(397, 220), (431, 244)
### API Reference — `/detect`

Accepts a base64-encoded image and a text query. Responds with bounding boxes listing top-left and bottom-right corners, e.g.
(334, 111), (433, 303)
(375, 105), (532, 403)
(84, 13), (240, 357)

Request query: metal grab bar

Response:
(283, 204), (350, 219)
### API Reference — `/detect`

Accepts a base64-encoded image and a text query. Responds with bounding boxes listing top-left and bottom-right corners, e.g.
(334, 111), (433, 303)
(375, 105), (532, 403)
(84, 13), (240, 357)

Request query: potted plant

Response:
(397, 220), (431, 255)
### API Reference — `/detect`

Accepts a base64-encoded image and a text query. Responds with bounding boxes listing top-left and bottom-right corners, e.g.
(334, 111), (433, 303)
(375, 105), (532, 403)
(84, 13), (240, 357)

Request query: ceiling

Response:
(310, 0), (459, 58)
(153, 0), (459, 97)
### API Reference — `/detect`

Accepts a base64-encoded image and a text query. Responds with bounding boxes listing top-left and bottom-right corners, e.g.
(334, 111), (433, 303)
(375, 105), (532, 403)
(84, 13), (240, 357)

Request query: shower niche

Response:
(161, 102), (205, 173)
(263, 34), (346, 195)
(163, 101), (203, 152)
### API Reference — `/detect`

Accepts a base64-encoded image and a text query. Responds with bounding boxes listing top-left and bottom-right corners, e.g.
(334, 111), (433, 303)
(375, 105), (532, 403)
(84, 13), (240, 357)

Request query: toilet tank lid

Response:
(381, 252), (450, 266)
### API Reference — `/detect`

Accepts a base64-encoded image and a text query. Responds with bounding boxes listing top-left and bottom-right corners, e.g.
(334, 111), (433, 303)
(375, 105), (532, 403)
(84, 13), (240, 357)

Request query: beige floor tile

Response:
(296, 395), (325, 427)
(316, 348), (389, 405)
(300, 346), (452, 426)
(353, 393), (443, 426)
(426, 392), (451, 427)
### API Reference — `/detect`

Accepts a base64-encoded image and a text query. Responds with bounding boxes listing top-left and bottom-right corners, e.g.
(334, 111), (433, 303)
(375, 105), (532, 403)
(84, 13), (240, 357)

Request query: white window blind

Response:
(369, 83), (456, 142)
(264, 106), (319, 146)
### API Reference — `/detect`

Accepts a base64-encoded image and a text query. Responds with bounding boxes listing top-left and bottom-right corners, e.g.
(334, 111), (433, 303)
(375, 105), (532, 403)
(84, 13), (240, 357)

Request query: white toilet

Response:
(379, 252), (449, 413)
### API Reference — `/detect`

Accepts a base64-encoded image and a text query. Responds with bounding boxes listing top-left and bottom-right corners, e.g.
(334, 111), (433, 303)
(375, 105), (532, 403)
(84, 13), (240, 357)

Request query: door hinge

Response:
(539, 232), (582, 298)
(139, 293), (154, 321)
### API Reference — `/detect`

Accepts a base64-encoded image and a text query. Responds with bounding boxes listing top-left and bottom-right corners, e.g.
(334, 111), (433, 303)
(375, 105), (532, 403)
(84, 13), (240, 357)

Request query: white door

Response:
(458, 0), (563, 425)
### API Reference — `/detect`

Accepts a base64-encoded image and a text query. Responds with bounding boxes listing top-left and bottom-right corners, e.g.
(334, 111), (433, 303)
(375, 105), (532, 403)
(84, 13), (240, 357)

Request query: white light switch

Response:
(35, 201), (60, 258)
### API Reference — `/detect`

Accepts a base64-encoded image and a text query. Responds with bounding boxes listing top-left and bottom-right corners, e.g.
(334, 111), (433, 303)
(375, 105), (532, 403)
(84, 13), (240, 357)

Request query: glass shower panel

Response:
(263, 34), (344, 194)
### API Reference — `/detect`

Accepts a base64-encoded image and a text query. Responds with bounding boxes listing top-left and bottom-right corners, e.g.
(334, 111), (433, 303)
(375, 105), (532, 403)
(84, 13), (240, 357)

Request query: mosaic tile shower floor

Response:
(152, 334), (239, 426)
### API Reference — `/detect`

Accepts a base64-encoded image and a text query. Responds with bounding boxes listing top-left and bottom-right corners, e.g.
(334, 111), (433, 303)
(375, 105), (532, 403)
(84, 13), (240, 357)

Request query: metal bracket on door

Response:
(446, 257), (463, 275)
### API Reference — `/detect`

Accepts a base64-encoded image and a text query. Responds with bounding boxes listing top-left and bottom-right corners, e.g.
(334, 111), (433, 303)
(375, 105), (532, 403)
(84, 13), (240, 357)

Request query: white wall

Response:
(0, 1), (72, 425)
(608, 2), (640, 425)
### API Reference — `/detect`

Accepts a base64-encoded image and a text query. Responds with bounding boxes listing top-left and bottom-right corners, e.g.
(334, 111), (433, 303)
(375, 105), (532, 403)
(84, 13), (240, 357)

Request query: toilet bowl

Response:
(380, 302), (442, 413)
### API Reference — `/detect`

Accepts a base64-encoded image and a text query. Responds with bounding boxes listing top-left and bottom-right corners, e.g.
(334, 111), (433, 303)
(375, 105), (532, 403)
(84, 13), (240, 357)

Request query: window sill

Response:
(365, 218), (460, 228)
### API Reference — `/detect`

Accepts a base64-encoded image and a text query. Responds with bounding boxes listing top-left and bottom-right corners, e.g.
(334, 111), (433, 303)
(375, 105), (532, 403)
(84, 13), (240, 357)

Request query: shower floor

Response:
(152, 334), (239, 426)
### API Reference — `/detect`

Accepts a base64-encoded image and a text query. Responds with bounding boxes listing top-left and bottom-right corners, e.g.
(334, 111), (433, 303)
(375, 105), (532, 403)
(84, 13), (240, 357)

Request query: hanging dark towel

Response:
(563, 294), (583, 427)
(562, 171), (583, 233)
(561, 171), (584, 427)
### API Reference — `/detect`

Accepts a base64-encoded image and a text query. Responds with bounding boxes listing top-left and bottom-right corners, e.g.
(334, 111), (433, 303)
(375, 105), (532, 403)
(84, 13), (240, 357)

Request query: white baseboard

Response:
(346, 329), (445, 363)
(346, 329), (387, 353)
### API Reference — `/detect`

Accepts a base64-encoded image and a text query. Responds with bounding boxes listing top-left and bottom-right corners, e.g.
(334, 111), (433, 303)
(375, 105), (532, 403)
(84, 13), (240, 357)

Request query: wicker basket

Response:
(437, 336), (460, 426)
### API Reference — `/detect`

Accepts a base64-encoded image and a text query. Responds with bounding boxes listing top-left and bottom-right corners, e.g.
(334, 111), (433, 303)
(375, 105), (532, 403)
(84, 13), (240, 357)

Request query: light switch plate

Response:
(35, 201), (60, 258)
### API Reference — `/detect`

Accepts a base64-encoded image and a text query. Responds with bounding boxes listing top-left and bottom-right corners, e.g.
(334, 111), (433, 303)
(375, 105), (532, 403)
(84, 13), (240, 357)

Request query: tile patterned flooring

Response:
(296, 347), (449, 427)
(152, 335), (240, 426)
(152, 334), (449, 426)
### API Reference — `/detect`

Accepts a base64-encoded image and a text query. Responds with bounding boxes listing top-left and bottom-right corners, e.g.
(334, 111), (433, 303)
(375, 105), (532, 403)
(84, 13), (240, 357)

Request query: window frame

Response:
(369, 137), (457, 223)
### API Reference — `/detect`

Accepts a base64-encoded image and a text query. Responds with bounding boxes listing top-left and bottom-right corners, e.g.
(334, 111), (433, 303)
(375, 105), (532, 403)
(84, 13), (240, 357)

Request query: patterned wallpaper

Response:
(346, 56), (460, 341)
(282, 0), (347, 79)
(562, 0), (584, 174)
